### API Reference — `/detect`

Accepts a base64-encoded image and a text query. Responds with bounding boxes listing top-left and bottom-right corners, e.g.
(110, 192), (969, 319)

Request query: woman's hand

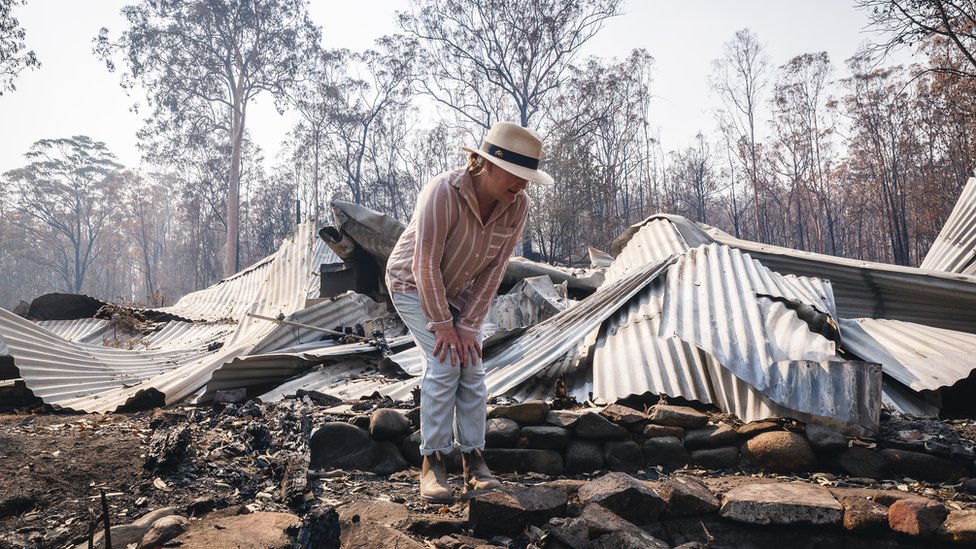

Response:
(432, 325), (481, 367)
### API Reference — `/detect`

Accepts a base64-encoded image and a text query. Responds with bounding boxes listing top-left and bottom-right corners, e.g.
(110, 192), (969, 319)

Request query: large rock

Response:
(736, 421), (780, 439)
(169, 511), (299, 548)
(604, 440), (644, 472)
(468, 487), (567, 536)
(689, 447), (738, 469)
(741, 431), (816, 473)
(592, 530), (669, 549)
(489, 400), (549, 425)
(578, 502), (642, 536)
(647, 404), (708, 428)
(880, 449), (966, 482)
(600, 404), (646, 425)
(76, 525), (148, 549)
(520, 425), (570, 450)
(401, 514), (467, 538)
(888, 498), (948, 537)
(369, 408), (411, 440)
(311, 422), (408, 474)
(683, 423), (738, 450)
(578, 472), (667, 525)
(659, 476), (719, 516)
(545, 517), (589, 549)
(574, 412), (629, 440)
(642, 436), (690, 467)
(340, 522), (425, 549)
(565, 439), (604, 473)
(293, 506), (340, 549)
(838, 496), (888, 532)
(337, 499), (410, 527)
(311, 422), (370, 463)
(546, 410), (579, 428)
(485, 418), (520, 448)
(643, 424), (684, 438)
(938, 510), (976, 544)
(804, 423), (848, 450)
(138, 515), (187, 549)
(484, 448), (563, 475)
(836, 447), (887, 479)
(719, 482), (843, 525)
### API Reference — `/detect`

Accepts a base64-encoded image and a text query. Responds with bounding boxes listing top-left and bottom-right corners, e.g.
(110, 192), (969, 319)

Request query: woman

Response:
(386, 121), (552, 502)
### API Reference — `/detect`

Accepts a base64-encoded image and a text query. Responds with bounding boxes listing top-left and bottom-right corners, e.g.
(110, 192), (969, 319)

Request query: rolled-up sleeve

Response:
(413, 181), (455, 331)
(456, 197), (529, 336)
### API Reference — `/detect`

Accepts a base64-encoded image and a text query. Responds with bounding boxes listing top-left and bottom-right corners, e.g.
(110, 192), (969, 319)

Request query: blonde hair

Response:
(466, 152), (487, 176)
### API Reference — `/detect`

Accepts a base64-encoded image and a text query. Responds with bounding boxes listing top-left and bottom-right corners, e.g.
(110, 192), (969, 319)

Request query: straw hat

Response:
(462, 121), (553, 185)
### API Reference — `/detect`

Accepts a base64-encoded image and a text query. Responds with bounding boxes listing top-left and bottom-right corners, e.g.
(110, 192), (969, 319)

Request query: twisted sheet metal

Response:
(840, 318), (976, 392)
(604, 217), (689, 284)
(695, 221), (976, 334)
(154, 230), (337, 323)
(921, 178), (976, 274)
(38, 319), (112, 344)
(482, 257), (675, 397)
(2, 222), (332, 412)
(591, 279), (717, 405)
(659, 244), (881, 431)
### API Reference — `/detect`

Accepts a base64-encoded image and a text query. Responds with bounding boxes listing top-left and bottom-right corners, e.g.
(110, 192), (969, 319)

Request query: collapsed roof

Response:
(3, 179), (976, 435)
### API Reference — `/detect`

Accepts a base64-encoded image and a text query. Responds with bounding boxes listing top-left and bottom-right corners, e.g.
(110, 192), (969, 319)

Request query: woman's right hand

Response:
(432, 324), (464, 366)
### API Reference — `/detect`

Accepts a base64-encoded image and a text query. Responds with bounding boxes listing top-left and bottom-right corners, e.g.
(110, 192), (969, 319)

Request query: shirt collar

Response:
(450, 169), (514, 226)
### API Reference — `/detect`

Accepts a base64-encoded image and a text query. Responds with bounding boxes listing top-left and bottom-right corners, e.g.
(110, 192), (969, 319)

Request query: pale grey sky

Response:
(0, 0), (913, 175)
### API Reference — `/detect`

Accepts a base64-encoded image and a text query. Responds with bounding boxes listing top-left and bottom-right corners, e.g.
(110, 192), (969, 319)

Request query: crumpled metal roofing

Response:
(840, 318), (976, 392)
(594, 212), (976, 422)
(1, 222), (339, 412)
(482, 257), (676, 397)
(920, 177), (976, 274)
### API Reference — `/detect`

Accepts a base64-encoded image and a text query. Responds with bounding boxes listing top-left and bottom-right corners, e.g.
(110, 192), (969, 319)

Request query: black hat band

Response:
(482, 142), (540, 170)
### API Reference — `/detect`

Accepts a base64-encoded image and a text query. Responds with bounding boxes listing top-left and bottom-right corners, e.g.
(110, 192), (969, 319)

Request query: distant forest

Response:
(0, 0), (974, 310)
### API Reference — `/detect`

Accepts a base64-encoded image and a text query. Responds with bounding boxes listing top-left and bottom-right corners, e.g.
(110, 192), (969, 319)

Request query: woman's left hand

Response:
(456, 330), (482, 368)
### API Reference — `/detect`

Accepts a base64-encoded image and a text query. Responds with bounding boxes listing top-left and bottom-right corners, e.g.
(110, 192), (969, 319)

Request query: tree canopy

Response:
(95, 0), (321, 276)
(0, 0), (39, 95)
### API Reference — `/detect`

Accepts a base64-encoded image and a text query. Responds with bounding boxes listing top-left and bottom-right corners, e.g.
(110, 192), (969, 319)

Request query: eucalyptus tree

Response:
(3, 136), (123, 294)
(0, 0), (39, 95)
(399, 0), (622, 130)
(95, 0), (321, 276)
(710, 29), (770, 241)
(858, 0), (976, 79)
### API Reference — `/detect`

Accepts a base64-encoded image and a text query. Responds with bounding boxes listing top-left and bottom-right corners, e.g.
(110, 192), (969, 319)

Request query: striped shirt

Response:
(386, 168), (529, 335)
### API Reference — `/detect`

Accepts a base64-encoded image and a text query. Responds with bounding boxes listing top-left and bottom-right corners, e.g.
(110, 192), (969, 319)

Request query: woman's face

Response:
(484, 163), (528, 204)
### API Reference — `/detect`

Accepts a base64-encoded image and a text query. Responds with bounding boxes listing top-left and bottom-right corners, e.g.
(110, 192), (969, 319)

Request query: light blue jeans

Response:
(391, 291), (487, 456)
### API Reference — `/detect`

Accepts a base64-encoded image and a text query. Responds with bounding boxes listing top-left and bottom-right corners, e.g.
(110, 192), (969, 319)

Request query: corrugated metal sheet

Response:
(591, 279), (718, 406)
(659, 244), (880, 431)
(921, 177), (976, 274)
(2, 222), (335, 412)
(697, 222), (976, 334)
(38, 319), (112, 343)
(482, 257), (675, 397)
(840, 318), (976, 392)
(154, 228), (338, 323)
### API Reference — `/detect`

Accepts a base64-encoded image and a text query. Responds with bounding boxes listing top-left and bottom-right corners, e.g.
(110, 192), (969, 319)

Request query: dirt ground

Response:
(0, 402), (458, 549)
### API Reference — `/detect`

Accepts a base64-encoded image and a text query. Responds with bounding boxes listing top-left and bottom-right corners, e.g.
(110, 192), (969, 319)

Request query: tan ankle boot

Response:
(420, 454), (452, 503)
(463, 450), (502, 491)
